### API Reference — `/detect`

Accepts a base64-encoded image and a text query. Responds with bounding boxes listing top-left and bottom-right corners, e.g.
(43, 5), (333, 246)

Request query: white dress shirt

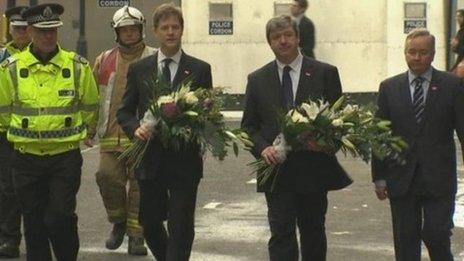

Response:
(157, 49), (182, 82)
(276, 53), (303, 102)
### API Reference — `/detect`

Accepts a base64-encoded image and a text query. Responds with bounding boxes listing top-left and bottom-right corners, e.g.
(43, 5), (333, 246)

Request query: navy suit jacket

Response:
(117, 50), (212, 187)
(298, 15), (315, 58)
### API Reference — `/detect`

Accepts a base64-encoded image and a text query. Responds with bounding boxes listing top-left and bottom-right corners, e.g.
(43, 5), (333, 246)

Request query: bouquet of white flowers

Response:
(119, 82), (252, 170)
(249, 96), (408, 190)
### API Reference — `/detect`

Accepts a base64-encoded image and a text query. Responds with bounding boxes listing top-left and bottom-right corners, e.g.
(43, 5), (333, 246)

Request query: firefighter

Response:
(0, 3), (99, 260)
(91, 5), (155, 255)
(0, 5), (30, 259)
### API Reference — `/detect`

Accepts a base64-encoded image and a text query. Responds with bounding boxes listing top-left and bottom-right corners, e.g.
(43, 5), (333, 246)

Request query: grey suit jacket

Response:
(372, 68), (464, 198)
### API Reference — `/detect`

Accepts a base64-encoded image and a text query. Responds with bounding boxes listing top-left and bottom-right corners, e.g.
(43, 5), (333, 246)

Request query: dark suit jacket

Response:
(298, 16), (315, 58)
(372, 69), (464, 198)
(117, 50), (212, 187)
(241, 56), (352, 193)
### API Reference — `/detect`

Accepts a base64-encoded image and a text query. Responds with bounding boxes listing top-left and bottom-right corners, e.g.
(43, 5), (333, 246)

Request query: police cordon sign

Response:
(209, 21), (233, 35)
(404, 20), (426, 34)
(98, 0), (130, 8)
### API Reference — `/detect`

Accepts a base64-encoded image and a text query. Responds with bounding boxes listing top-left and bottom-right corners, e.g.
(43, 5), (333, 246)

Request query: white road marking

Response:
(221, 111), (243, 120)
(331, 231), (352, 235)
(80, 246), (243, 260)
(203, 202), (222, 209)
(246, 178), (257, 184)
(454, 177), (464, 228)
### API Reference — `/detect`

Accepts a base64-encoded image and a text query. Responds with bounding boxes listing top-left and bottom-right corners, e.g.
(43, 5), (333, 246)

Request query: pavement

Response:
(6, 135), (464, 260)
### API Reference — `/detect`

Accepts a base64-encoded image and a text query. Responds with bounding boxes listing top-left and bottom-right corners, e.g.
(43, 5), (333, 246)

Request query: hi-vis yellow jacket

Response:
(0, 41), (28, 62)
(0, 46), (99, 155)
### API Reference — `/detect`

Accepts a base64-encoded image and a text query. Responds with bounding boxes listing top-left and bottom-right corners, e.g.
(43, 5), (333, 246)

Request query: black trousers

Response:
(265, 191), (328, 261)
(390, 191), (455, 261)
(12, 149), (82, 261)
(138, 178), (198, 261)
(0, 134), (21, 246)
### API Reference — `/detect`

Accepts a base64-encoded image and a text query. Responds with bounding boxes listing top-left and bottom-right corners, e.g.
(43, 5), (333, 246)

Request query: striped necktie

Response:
(412, 77), (425, 123)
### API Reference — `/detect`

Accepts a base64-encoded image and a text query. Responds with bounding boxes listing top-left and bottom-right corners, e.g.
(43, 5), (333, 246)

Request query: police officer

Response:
(0, 6), (30, 258)
(92, 5), (154, 255)
(0, 6), (31, 62)
(0, 4), (99, 261)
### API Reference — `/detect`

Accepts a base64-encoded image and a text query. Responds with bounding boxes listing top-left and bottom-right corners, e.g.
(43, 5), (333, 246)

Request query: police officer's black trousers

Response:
(12, 149), (82, 261)
(0, 133), (21, 246)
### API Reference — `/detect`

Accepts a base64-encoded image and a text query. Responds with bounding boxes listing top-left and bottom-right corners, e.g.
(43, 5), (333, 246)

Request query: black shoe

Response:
(105, 222), (126, 250)
(128, 236), (147, 256)
(0, 243), (19, 258)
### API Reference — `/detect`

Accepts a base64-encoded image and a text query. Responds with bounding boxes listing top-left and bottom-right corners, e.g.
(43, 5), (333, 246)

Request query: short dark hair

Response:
(265, 15), (299, 43)
(153, 3), (184, 29)
(457, 9), (464, 27)
(294, 0), (308, 10)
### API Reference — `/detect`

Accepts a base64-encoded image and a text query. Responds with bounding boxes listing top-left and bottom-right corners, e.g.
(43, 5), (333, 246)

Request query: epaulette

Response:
(73, 54), (89, 65)
(1, 56), (17, 68)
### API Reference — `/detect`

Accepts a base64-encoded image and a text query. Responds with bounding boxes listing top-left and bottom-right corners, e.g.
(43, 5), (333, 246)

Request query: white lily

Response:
(290, 110), (309, 123)
(157, 95), (174, 106)
(184, 91), (199, 105)
(184, 111), (198, 117)
(331, 118), (344, 127)
(300, 102), (320, 120)
(175, 85), (190, 102)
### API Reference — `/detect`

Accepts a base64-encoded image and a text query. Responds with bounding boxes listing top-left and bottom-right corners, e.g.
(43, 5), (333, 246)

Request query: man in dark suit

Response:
(116, 3), (212, 261)
(290, 0), (315, 58)
(372, 28), (464, 261)
(241, 15), (352, 261)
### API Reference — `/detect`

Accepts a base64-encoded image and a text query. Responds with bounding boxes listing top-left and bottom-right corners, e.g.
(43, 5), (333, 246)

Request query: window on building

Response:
(209, 3), (233, 21)
(274, 3), (292, 16)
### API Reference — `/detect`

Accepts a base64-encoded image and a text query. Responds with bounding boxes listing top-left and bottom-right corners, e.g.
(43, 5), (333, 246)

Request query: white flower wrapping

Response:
(272, 133), (291, 164)
(140, 109), (159, 133)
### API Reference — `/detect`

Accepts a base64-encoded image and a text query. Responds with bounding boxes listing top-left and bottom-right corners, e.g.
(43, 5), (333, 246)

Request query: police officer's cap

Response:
(21, 3), (64, 29)
(5, 6), (29, 27)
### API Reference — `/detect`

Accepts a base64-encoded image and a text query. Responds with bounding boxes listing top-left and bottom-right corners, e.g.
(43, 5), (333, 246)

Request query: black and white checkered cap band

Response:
(9, 14), (27, 26)
(27, 14), (60, 25)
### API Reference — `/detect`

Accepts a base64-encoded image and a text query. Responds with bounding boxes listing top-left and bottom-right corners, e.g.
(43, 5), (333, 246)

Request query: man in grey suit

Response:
(242, 15), (351, 261)
(372, 29), (464, 261)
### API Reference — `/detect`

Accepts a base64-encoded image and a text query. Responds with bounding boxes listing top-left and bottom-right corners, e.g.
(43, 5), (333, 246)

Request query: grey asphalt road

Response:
(8, 138), (464, 261)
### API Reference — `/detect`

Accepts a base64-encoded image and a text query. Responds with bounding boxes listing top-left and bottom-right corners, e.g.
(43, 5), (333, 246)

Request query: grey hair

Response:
(404, 28), (435, 53)
(265, 15), (299, 43)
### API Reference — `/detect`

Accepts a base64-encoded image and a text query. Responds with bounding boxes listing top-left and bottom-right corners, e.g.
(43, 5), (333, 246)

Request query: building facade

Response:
(0, 0), (459, 105)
